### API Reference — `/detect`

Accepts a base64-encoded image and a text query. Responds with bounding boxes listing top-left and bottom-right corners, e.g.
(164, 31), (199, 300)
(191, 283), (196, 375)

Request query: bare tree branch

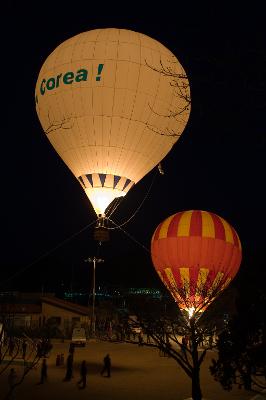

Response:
(45, 109), (75, 134)
(145, 57), (191, 136)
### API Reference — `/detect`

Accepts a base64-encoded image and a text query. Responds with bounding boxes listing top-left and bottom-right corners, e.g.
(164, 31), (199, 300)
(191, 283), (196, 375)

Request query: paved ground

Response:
(0, 340), (265, 400)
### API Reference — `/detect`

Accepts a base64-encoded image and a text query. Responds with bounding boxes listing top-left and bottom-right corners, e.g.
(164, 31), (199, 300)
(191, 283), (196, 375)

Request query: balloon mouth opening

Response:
(77, 173), (135, 216)
(84, 187), (127, 216)
(187, 307), (195, 319)
(180, 304), (206, 318)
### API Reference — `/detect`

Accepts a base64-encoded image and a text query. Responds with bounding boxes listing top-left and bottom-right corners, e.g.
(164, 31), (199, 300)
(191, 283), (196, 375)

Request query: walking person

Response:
(7, 368), (17, 399)
(69, 342), (75, 356)
(101, 353), (111, 377)
(38, 359), (47, 384)
(77, 360), (87, 389)
(63, 354), (73, 381)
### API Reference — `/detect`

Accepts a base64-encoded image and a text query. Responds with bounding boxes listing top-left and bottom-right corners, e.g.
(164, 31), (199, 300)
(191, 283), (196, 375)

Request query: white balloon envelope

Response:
(35, 28), (190, 216)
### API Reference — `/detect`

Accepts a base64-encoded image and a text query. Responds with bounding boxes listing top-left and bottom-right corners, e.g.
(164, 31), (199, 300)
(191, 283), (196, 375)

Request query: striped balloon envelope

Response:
(151, 210), (242, 316)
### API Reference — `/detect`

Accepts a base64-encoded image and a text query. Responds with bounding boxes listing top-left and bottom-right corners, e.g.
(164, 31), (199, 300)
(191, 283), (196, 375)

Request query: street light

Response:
(84, 256), (104, 337)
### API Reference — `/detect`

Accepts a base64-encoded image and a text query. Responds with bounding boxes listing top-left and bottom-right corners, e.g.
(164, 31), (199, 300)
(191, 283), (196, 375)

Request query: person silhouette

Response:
(101, 353), (111, 377)
(38, 359), (47, 384)
(77, 360), (87, 389)
(63, 354), (73, 381)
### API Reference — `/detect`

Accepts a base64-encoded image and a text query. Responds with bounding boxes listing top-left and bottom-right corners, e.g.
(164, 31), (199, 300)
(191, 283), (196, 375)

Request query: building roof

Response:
(0, 293), (91, 316)
(41, 296), (91, 316)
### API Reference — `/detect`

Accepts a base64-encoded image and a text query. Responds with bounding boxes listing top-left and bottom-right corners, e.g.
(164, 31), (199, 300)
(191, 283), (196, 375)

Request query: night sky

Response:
(1, 3), (265, 294)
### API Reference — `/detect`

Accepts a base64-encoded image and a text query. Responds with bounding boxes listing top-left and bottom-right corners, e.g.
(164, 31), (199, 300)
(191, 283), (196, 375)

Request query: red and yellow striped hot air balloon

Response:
(151, 210), (242, 316)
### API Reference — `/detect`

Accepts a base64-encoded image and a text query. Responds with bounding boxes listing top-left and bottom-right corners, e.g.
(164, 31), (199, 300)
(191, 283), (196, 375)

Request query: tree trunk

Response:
(190, 317), (203, 400)
(191, 367), (202, 400)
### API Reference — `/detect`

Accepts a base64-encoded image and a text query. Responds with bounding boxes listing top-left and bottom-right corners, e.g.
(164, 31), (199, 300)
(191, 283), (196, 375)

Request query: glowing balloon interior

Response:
(151, 210), (242, 316)
(35, 28), (190, 215)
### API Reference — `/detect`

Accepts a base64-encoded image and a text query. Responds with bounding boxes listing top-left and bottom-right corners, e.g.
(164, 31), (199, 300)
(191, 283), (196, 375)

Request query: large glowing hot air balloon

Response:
(35, 28), (190, 216)
(151, 210), (242, 316)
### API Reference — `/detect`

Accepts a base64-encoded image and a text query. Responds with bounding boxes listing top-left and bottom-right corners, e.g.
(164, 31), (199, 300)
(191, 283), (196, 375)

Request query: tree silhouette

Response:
(210, 285), (266, 392)
(126, 277), (230, 400)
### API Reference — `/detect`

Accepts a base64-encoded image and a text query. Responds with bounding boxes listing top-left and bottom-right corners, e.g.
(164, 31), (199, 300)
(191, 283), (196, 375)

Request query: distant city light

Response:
(63, 287), (162, 300)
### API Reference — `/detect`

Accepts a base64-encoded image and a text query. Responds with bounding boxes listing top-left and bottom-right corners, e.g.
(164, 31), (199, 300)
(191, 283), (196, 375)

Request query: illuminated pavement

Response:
(0, 340), (264, 400)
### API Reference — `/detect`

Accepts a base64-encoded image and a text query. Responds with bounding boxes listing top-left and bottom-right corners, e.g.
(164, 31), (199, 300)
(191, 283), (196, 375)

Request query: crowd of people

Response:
(3, 334), (112, 398)
(37, 341), (112, 389)
(3, 324), (217, 398)
(7, 343), (112, 396)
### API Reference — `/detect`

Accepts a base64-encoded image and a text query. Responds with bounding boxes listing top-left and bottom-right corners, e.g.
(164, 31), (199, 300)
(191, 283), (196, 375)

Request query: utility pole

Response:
(84, 256), (104, 337)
